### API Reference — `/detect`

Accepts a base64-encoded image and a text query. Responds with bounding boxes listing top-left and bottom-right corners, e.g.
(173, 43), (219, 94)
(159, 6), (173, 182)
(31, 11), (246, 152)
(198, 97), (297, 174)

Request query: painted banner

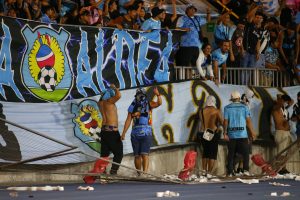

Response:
(0, 16), (181, 103)
(0, 80), (299, 164)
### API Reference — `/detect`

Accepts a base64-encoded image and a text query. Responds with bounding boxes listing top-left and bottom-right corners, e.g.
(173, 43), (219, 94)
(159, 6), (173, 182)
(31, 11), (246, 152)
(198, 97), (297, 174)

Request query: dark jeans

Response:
(100, 130), (123, 173)
(227, 138), (249, 174)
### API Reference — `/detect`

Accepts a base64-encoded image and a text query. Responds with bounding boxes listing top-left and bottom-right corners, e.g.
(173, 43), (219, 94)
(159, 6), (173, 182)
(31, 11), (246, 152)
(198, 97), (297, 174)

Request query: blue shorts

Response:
(131, 126), (152, 156)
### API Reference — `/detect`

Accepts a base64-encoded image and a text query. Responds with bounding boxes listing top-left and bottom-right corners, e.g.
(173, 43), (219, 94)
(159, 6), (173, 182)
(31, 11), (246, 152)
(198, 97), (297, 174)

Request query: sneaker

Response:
(206, 173), (216, 179)
(243, 170), (251, 176)
(227, 172), (236, 177)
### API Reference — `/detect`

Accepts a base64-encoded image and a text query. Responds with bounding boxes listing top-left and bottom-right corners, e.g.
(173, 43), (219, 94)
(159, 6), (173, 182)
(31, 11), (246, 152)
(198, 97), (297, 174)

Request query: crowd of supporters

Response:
(0, 0), (299, 85)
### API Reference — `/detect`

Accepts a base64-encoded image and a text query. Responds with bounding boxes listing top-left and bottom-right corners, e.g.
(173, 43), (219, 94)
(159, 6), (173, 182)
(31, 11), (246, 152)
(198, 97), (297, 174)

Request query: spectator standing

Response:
(141, 6), (165, 31)
(229, 18), (246, 68)
(98, 84), (123, 175)
(214, 11), (235, 47)
(198, 95), (223, 177)
(121, 87), (162, 175)
(223, 91), (256, 176)
(278, 22), (297, 76)
(212, 40), (230, 86)
(260, 28), (282, 86)
(175, 4), (210, 67)
(240, 7), (263, 84)
(196, 43), (213, 80)
(271, 94), (294, 174)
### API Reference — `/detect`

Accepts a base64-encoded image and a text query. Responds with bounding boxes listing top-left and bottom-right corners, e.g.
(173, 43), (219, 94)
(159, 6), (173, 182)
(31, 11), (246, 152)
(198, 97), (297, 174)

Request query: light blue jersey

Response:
(118, 0), (130, 14)
(141, 18), (161, 31)
(224, 102), (250, 139)
(214, 23), (236, 42)
(212, 48), (228, 66)
(176, 15), (206, 47)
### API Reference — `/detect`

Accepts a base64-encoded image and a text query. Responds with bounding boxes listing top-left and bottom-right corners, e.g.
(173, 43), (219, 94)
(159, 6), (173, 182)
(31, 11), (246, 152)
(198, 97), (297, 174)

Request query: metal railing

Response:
(174, 66), (292, 87)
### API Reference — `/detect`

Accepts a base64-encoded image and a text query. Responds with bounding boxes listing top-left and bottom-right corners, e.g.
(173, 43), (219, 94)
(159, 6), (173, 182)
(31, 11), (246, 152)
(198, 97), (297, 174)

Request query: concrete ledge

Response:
(0, 142), (299, 185)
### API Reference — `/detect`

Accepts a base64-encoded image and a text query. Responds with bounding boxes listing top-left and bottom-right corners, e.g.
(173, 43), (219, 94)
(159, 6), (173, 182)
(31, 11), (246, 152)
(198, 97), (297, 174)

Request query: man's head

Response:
(44, 6), (56, 20)
(266, 17), (279, 30)
(277, 94), (292, 108)
(230, 90), (241, 102)
(79, 8), (91, 24)
(185, 4), (197, 17)
(237, 18), (247, 30)
(135, 88), (147, 102)
(253, 11), (264, 26)
(297, 91), (300, 103)
(205, 95), (216, 108)
(151, 7), (165, 21)
(221, 40), (230, 53)
(100, 87), (116, 101)
(244, 89), (254, 100)
(127, 5), (138, 19)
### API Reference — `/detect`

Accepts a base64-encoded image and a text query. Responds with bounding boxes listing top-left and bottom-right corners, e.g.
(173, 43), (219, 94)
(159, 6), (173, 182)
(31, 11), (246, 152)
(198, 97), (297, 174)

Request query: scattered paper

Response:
(236, 178), (259, 184)
(269, 182), (290, 187)
(156, 190), (179, 198)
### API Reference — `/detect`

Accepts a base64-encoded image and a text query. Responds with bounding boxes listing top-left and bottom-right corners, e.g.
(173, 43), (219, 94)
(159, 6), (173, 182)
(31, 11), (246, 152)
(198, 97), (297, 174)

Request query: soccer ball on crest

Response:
(38, 66), (57, 92)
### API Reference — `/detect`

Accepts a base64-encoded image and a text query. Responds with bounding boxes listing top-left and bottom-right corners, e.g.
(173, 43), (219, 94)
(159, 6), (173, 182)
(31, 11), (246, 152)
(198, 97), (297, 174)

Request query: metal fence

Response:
(174, 66), (292, 87)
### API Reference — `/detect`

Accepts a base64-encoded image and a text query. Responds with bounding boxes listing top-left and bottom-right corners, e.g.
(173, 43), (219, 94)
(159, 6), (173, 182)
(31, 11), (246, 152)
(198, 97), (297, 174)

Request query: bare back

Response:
(200, 107), (222, 132)
(272, 105), (290, 131)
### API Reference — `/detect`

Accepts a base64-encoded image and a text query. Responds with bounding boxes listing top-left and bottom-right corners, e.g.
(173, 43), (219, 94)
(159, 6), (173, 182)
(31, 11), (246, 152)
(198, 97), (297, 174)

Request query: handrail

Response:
(174, 66), (292, 87)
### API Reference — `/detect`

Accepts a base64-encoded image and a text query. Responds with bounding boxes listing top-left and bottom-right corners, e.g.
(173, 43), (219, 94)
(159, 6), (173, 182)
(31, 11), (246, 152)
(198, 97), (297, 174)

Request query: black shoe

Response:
(109, 169), (118, 175)
(278, 169), (290, 175)
(236, 168), (244, 174)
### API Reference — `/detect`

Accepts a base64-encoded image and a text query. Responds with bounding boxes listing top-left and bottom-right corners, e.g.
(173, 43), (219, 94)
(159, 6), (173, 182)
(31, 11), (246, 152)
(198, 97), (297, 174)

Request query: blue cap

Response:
(101, 88), (116, 100)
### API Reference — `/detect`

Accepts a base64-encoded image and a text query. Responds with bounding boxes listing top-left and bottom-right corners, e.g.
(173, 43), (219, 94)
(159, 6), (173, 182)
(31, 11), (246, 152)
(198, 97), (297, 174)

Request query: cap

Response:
(151, 7), (165, 18)
(205, 95), (216, 108)
(186, 4), (197, 12)
(245, 89), (254, 99)
(230, 90), (241, 100)
(100, 88), (116, 101)
(298, 91), (300, 97)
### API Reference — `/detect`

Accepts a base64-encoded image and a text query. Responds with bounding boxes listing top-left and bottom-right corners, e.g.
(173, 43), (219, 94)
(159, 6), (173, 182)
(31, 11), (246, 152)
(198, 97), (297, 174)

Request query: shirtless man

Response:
(271, 94), (294, 174)
(98, 84), (123, 175)
(199, 95), (223, 176)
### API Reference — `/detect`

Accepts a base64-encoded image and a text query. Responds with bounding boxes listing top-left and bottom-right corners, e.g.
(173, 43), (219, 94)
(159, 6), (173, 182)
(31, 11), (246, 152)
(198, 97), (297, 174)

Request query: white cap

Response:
(230, 91), (241, 100)
(245, 89), (254, 99)
(205, 95), (216, 108)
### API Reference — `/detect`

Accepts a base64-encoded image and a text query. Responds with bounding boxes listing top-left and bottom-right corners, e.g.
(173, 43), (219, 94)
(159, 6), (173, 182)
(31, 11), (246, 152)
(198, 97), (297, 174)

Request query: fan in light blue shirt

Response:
(141, 7), (165, 31)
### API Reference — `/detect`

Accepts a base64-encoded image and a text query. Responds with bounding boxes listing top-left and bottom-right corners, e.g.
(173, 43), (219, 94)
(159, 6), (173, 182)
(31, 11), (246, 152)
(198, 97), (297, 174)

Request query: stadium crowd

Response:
(0, 0), (299, 86)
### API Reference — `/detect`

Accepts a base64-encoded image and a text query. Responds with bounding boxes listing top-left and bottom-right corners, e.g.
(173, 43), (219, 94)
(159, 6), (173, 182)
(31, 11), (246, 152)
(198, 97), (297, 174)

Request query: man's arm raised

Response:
(149, 87), (162, 109)
(107, 84), (121, 104)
